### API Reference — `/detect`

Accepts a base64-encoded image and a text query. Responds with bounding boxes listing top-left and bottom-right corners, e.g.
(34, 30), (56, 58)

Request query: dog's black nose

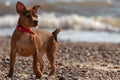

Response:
(34, 20), (38, 25)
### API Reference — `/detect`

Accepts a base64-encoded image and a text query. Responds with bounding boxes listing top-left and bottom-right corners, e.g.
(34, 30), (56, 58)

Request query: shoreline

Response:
(0, 36), (120, 79)
(1, 28), (120, 43)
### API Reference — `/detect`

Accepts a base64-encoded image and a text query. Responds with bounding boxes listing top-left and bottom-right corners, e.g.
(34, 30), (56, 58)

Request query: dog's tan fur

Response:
(7, 2), (61, 78)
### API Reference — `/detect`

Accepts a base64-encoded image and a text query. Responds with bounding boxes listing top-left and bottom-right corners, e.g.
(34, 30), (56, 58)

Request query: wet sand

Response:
(0, 36), (120, 80)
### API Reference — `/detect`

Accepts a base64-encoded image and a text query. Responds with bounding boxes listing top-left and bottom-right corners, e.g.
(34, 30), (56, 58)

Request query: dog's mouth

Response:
(34, 20), (38, 26)
(30, 20), (38, 27)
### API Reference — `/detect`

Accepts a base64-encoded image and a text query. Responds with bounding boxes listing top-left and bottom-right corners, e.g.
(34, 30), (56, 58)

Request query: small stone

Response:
(6, 77), (12, 80)
(113, 66), (119, 69)
(2, 57), (9, 64)
(59, 77), (66, 80)
(87, 52), (91, 56)
(101, 64), (107, 67)
(117, 70), (120, 72)
(22, 74), (27, 78)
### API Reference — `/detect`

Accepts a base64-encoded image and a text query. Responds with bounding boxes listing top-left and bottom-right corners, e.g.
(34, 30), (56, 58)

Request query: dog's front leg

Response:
(7, 49), (17, 77)
(32, 52), (42, 78)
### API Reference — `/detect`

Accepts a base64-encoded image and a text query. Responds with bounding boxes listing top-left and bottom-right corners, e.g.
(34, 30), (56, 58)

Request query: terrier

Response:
(7, 1), (61, 78)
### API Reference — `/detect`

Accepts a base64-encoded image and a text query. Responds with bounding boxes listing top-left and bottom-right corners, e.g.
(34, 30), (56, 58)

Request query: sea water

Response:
(1, 28), (120, 43)
(0, 0), (120, 43)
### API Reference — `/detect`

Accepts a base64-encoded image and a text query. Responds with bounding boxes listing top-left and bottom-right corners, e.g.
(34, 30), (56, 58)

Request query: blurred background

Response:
(1, 0), (120, 42)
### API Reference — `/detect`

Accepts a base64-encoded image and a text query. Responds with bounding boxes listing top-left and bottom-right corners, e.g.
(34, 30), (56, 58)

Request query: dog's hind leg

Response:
(47, 38), (57, 76)
(47, 50), (56, 76)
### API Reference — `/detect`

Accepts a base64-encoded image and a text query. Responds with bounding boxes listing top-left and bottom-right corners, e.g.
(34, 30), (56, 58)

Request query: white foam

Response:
(38, 12), (120, 32)
(0, 15), (18, 28)
(0, 12), (119, 32)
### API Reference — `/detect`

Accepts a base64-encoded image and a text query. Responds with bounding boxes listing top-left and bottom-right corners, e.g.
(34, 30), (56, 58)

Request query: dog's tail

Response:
(52, 27), (61, 42)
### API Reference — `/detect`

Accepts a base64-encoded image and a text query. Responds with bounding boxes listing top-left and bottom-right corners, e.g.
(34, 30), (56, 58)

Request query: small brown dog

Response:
(7, 1), (61, 78)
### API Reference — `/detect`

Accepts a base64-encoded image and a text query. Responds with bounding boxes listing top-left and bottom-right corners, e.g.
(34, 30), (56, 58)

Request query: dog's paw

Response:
(35, 75), (42, 79)
(47, 75), (55, 80)
(7, 72), (13, 77)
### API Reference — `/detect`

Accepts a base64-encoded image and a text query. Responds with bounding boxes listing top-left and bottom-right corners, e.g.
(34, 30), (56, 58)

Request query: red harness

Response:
(16, 26), (35, 35)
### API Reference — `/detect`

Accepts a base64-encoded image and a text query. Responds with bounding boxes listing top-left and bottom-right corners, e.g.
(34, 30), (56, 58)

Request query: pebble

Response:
(2, 57), (9, 64)
(101, 64), (108, 67)
(59, 77), (66, 80)
(0, 37), (120, 79)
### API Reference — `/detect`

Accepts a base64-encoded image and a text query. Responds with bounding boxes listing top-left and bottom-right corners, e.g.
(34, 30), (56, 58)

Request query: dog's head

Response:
(16, 2), (42, 28)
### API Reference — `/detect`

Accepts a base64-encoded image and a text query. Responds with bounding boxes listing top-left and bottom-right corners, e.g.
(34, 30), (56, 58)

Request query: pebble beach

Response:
(0, 36), (120, 80)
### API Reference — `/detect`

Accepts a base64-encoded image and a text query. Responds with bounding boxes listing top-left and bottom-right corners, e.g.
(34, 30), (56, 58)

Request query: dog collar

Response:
(16, 26), (35, 35)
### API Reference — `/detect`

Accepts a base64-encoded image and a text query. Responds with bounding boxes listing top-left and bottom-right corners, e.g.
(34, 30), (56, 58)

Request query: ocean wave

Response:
(0, 15), (18, 28)
(38, 12), (120, 32)
(0, 12), (120, 32)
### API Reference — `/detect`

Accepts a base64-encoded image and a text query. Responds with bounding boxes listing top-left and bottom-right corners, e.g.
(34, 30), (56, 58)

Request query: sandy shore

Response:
(0, 36), (120, 80)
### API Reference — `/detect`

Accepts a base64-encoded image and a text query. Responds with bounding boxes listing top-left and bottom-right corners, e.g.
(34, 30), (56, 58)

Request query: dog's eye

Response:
(26, 14), (31, 18)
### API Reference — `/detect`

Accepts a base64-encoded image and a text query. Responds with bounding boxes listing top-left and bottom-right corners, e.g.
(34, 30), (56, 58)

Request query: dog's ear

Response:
(16, 1), (26, 14)
(32, 5), (42, 12)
